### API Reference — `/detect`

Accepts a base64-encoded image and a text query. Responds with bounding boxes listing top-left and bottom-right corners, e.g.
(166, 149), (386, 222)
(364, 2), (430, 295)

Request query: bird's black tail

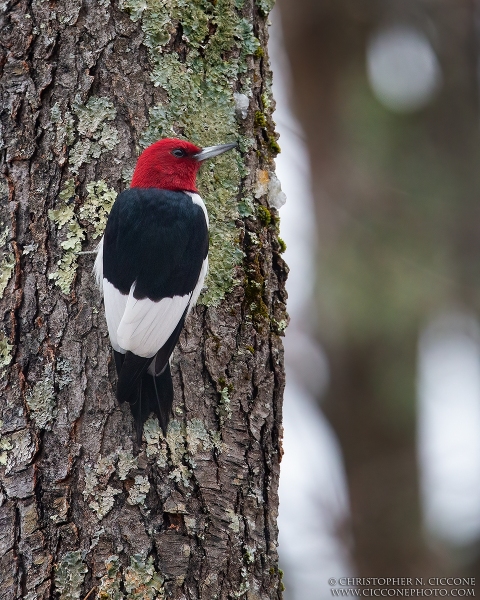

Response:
(113, 350), (173, 443)
(129, 365), (174, 442)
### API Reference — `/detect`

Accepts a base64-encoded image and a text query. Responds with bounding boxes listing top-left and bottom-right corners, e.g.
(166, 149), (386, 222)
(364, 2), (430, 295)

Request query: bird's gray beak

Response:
(193, 142), (237, 162)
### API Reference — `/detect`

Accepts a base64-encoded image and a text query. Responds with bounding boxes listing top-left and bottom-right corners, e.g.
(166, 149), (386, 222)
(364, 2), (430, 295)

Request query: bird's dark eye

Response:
(172, 148), (186, 158)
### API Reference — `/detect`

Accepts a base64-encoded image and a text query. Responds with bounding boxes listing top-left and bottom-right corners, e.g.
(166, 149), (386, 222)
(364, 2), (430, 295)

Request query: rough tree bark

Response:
(0, 1), (287, 598)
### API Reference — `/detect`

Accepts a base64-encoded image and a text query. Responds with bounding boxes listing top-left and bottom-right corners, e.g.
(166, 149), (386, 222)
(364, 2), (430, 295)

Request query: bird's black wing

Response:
(103, 187), (208, 300)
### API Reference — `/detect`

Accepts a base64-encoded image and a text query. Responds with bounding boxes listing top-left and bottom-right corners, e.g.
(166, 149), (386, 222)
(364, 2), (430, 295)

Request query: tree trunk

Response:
(0, 1), (287, 598)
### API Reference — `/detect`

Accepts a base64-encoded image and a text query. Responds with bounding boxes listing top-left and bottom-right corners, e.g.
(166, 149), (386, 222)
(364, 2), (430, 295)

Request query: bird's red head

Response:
(131, 139), (203, 192)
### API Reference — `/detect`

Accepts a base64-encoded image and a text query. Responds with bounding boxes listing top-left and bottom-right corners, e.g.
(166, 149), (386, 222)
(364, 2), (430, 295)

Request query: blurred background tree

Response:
(278, 0), (480, 580)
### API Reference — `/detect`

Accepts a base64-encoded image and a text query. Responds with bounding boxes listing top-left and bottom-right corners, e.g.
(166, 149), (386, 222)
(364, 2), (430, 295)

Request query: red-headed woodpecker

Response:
(94, 138), (237, 440)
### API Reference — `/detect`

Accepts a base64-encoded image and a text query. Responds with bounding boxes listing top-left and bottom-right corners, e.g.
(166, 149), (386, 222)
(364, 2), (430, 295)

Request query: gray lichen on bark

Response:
(0, 0), (287, 598)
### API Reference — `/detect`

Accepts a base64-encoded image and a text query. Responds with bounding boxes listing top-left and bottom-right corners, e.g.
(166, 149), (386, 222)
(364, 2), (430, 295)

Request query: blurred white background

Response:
(271, 5), (480, 596)
(270, 12), (354, 598)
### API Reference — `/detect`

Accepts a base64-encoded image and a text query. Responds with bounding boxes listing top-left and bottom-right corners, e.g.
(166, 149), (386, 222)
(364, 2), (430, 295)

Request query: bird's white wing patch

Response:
(186, 192), (209, 228)
(117, 285), (191, 358)
(93, 237), (104, 292)
(189, 257), (208, 313)
(103, 278), (128, 353)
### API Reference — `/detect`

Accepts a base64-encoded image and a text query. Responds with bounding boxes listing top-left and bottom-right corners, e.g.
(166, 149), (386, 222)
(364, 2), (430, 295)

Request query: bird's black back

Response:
(103, 187), (209, 301)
